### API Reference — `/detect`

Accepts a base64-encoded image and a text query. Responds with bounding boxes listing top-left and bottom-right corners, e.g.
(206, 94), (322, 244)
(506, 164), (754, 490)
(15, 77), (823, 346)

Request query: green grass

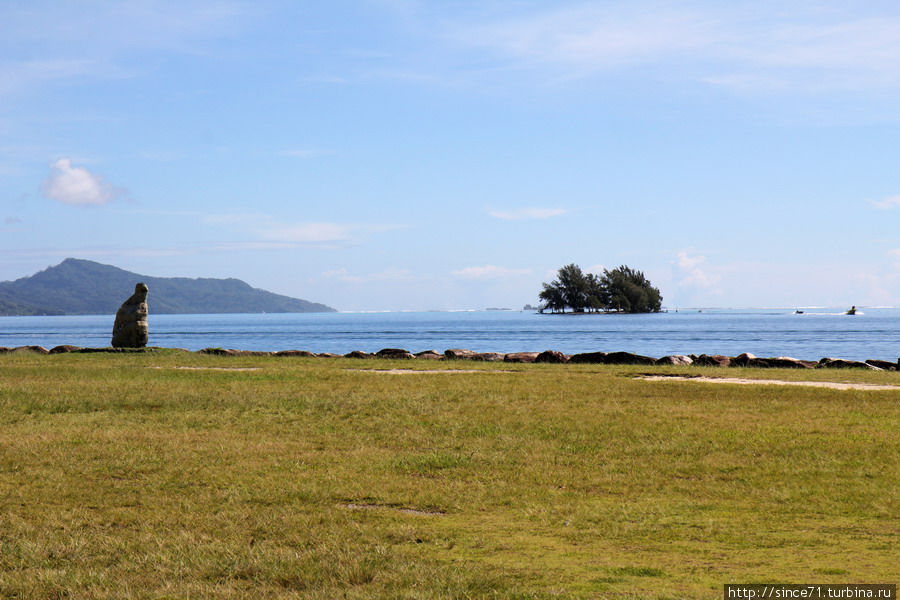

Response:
(0, 352), (897, 599)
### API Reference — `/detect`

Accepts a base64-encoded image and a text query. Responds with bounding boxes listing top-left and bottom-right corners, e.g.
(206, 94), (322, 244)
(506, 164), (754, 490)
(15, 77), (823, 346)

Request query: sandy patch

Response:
(342, 502), (445, 516)
(148, 366), (262, 372)
(639, 375), (900, 391)
(350, 368), (512, 374)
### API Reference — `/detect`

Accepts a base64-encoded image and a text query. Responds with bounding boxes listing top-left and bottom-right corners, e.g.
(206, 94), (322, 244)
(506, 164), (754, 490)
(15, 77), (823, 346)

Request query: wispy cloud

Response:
(488, 207), (566, 220)
(137, 150), (186, 162)
(870, 194), (900, 209)
(0, 59), (115, 96)
(279, 149), (336, 159)
(260, 222), (358, 244)
(41, 158), (125, 207)
(0, 240), (336, 263)
(257, 222), (402, 245)
(2, 2), (246, 51)
(322, 267), (415, 283)
(0, 2), (248, 96)
(451, 265), (531, 280)
(452, 5), (713, 71)
(205, 212), (402, 246)
(442, 3), (900, 94)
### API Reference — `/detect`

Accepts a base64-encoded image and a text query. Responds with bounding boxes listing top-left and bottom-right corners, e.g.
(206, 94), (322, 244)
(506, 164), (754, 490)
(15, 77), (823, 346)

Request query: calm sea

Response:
(0, 308), (898, 361)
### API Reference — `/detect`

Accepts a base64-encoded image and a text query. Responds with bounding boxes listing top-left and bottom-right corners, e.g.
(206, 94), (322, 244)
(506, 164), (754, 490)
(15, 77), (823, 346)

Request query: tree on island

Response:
(538, 264), (662, 314)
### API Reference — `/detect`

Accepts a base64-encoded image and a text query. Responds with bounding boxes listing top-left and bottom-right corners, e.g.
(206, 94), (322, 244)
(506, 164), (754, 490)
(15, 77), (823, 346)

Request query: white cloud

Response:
(488, 207), (566, 220)
(41, 158), (123, 206)
(674, 251), (718, 289)
(676, 252), (705, 270)
(584, 264), (606, 275)
(870, 195), (900, 209)
(451, 265), (531, 280)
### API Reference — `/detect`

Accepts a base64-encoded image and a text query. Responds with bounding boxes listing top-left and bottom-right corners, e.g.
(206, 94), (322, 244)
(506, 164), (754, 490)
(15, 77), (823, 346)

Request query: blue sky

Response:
(2, 0), (900, 310)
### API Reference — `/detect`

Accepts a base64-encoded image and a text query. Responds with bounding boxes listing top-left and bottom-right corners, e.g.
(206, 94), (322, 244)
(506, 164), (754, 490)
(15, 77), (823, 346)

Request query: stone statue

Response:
(111, 283), (149, 348)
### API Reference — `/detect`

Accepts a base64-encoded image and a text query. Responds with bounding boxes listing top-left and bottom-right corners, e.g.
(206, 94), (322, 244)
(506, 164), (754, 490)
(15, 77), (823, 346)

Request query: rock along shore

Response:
(0, 345), (897, 370)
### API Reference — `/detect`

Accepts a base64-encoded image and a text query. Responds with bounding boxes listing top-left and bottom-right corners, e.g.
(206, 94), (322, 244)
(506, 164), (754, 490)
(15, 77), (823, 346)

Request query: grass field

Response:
(0, 351), (897, 599)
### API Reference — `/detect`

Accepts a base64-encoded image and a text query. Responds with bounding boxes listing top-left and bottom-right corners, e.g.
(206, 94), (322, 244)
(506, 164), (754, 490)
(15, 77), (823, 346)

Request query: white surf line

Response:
(639, 375), (900, 391)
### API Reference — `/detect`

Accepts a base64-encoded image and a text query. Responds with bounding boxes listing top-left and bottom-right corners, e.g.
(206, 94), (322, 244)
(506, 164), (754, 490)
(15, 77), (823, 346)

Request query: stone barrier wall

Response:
(1, 345), (896, 370)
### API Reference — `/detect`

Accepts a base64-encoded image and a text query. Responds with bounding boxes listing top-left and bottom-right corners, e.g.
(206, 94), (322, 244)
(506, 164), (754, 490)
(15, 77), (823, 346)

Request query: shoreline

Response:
(1, 345), (897, 371)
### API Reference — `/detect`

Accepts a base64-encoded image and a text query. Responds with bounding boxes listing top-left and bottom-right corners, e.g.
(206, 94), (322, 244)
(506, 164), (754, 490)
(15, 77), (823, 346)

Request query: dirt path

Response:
(148, 366), (262, 371)
(351, 368), (513, 374)
(639, 375), (900, 391)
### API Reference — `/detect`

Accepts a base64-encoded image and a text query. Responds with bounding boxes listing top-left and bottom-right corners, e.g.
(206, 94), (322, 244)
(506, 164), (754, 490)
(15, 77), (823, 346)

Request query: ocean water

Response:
(0, 308), (898, 361)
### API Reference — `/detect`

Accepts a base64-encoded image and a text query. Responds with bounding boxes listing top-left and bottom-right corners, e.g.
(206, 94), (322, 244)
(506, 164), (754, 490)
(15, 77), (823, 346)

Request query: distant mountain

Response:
(0, 258), (336, 316)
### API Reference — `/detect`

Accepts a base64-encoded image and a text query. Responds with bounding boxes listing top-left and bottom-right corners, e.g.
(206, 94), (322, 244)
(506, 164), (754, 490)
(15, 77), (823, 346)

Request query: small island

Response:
(538, 263), (662, 314)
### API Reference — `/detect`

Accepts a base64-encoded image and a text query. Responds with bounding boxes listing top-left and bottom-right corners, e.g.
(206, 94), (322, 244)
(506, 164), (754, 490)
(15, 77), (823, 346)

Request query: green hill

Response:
(0, 258), (336, 315)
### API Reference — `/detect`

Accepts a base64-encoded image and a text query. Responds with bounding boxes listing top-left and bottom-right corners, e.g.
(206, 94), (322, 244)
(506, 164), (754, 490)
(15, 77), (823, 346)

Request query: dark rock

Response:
(317, 353), (339, 358)
(376, 348), (413, 359)
(197, 348), (241, 356)
(504, 352), (540, 363)
(693, 354), (732, 367)
(111, 283), (149, 348)
(602, 351), (657, 365)
(12, 345), (49, 354)
(445, 349), (477, 360)
(345, 350), (375, 359)
(49, 345), (82, 354)
(569, 352), (608, 364)
(472, 352), (505, 362)
(656, 355), (693, 366)
(818, 358), (879, 370)
(535, 350), (569, 363)
(0, 347), (10, 354)
(730, 353), (757, 367)
(274, 350), (317, 357)
(76, 347), (149, 353)
(199, 348), (236, 356)
(198, 348), (270, 356)
(865, 359), (896, 371)
(414, 350), (443, 360)
(755, 356), (813, 369)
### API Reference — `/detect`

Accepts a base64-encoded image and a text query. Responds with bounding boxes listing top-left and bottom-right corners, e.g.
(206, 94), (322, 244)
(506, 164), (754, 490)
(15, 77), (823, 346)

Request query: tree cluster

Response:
(538, 264), (662, 314)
